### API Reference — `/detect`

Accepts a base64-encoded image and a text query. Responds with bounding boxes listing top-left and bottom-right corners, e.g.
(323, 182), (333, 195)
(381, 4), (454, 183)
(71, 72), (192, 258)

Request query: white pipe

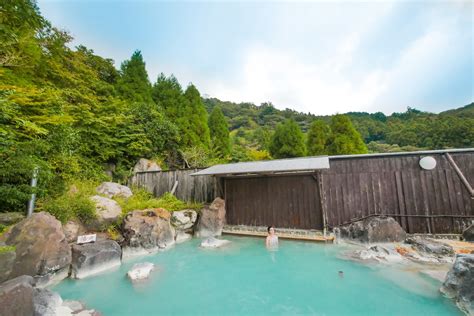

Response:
(27, 167), (39, 217)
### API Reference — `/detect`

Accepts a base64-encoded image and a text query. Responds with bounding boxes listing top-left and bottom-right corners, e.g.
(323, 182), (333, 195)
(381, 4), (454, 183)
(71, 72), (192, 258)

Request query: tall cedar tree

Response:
(307, 119), (331, 155)
(327, 114), (368, 155)
(269, 119), (305, 158)
(152, 73), (184, 119)
(117, 50), (152, 103)
(180, 84), (210, 149)
(208, 106), (231, 158)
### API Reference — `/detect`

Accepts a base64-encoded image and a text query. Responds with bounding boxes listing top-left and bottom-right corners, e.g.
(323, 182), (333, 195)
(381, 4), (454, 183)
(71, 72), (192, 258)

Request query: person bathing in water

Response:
(266, 226), (279, 248)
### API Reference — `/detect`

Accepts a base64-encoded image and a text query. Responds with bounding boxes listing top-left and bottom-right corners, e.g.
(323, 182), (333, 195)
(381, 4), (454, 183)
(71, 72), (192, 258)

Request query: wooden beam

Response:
(444, 153), (474, 197)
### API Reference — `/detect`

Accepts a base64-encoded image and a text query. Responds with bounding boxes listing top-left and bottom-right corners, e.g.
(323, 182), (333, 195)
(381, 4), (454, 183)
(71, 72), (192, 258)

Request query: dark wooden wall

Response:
(322, 152), (473, 234)
(131, 169), (217, 202)
(225, 174), (324, 229)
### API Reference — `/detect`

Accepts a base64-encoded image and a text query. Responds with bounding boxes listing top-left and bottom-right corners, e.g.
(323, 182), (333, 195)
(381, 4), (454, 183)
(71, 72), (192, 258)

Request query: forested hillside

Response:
(204, 98), (474, 159)
(1, 1), (472, 214)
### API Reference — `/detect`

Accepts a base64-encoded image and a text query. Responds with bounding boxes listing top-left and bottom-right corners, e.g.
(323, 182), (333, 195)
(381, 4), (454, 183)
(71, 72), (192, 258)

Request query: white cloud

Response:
(201, 46), (387, 115)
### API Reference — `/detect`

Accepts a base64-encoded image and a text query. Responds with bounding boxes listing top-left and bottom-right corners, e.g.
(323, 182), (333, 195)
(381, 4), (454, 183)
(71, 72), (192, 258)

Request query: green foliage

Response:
(327, 115), (368, 155)
(116, 50), (152, 103)
(116, 188), (201, 213)
(39, 180), (98, 223)
(307, 119), (331, 155)
(181, 84), (210, 149)
(209, 106), (231, 158)
(0, 245), (16, 254)
(269, 119), (306, 158)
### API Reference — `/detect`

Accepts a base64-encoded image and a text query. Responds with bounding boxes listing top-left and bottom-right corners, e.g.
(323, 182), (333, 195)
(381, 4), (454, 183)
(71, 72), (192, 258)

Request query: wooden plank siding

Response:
(131, 169), (217, 202)
(322, 152), (474, 234)
(132, 151), (473, 233)
(224, 174), (324, 230)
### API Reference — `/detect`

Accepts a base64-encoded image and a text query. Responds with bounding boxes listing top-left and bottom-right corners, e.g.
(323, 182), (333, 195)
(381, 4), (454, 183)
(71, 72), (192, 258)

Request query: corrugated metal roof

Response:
(190, 156), (330, 176)
(329, 148), (474, 160)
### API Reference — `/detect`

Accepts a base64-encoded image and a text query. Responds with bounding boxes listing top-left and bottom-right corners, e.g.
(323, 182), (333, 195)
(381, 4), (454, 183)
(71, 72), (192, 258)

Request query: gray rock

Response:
(96, 182), (133, 199)
(1, 212), (71, 284)
(175, 231), (192, 244)
(347, 245), (403, 264)
(0, 275), (35, 316)
(441, 254), (474, 315)
(200, 237), (231, 248)
(0, 247), (16, 283)
(122, 209), (175, 257)
(0, 212), (25, 226)
(406, 236), (455, 257)
(195, 198), (226, 238)
(337, 216), (406, 243)
(133, 158), (161, 173)
(171, 210), (197, 230)
(62, 300), (86, 312)
(89, 195), (122, 229)
(71, 240), (122, 279)
(33, 288), (62, 316)
(127, 262), (154, 281)
(56, 300), (101, 316)
(63, 221), (86, 244)
(463, 224), (474, 242)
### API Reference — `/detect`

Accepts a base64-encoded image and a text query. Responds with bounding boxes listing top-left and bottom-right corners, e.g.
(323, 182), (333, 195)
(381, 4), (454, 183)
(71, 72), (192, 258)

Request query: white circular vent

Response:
(419, 156), (437, 170)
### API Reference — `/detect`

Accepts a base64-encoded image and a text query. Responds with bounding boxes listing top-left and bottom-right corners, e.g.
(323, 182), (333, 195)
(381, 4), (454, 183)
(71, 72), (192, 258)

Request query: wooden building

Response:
(192, 149), (473, 234)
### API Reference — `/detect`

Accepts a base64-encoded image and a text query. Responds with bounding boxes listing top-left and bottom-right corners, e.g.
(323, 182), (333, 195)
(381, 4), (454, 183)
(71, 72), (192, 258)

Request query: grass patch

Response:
(0, 245), (15, 254)
(116, 189), (202, 214)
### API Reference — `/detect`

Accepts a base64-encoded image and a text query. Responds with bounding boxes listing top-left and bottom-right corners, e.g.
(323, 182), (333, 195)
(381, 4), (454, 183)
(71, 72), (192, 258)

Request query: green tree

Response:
(269, 119), (305, 158)
(208, 106), (231, 158)
(307, 119), (330, 155)
(116, 50), (152, 103)
(152, 73), (184, 119)
(327, 115), (368, 155)
(181, 84), (210, 148)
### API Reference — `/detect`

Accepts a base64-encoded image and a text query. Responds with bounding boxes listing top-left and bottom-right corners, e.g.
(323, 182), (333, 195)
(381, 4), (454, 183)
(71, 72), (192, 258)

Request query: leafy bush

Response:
(39, 180), (98, 223)
(116, 188), (202, 214)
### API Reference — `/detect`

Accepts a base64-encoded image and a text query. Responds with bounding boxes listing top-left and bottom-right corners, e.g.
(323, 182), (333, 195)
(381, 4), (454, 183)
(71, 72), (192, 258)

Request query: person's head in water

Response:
(267, 226), (275, 236)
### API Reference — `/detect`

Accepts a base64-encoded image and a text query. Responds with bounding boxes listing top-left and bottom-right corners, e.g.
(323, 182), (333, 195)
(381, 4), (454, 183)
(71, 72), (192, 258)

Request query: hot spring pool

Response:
(53, 236), (461, 315)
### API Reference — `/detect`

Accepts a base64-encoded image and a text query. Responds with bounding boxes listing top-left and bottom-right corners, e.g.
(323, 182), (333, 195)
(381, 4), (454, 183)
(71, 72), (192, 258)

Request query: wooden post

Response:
(316, 172), (328, 237)
(445, 153), (474, 197)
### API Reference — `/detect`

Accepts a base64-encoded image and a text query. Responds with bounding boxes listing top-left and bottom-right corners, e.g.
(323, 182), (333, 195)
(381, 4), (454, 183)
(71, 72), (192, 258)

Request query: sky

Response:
(38, 0), (473, 115)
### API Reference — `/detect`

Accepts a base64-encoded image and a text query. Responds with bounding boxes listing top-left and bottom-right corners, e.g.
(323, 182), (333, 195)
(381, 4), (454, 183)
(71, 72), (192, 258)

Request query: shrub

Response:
(41, 194), (96, 224)
(39, 180), (98, 224)
(116, 188), (202, 214)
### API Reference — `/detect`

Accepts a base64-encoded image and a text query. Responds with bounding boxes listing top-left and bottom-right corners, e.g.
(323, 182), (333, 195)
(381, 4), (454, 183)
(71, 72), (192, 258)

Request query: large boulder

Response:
(71, 240), (122, 279)
(463, 224), (474, 242)
(89, 195), (122, 229)
(121, 209), (175, 257)
(171, 210), (197, 231)
(0, 212), (71, 285)
(63, 220), (86, 244)
(405, 236), (455, 258)
(133, 158), (161, 173)
(441, 254), (474, 315)
(33, 288), (62, 316)
(336, 216), (406, 243)
(0, 212), (25, 226)
(0, 275), (35, 316)
(194, 198), (226, 238)
(0, 246), (16, 283)
(96, 182), (133, 199)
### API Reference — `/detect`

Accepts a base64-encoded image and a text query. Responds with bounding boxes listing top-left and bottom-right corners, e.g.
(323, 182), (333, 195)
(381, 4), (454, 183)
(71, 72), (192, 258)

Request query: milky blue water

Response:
(53, 236), (460, 315)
